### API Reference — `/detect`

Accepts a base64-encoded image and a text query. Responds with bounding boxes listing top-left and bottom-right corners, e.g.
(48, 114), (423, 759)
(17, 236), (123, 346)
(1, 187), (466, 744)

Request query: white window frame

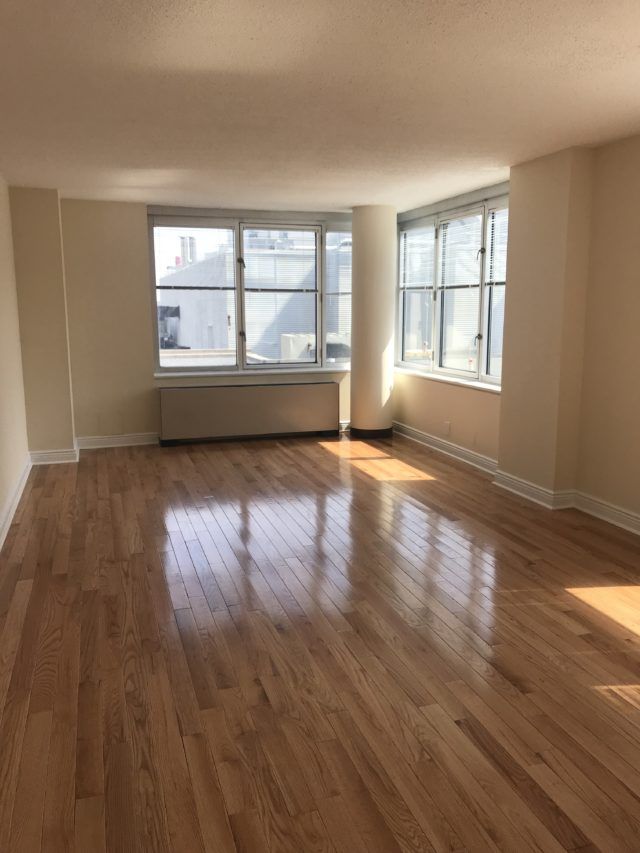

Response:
(397, 215), (436, 370)
(323, 229), (353, 369)
(239, 223), (322, 370)
(396, 196), (508, 387)
(149, 213), (351, 376)
(481, 200), (508, 385)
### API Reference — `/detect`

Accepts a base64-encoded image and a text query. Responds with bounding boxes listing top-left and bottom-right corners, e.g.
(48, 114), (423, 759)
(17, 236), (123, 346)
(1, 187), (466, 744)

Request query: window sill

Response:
(394, 365), (501, 394)
(154, 365), (351, 380)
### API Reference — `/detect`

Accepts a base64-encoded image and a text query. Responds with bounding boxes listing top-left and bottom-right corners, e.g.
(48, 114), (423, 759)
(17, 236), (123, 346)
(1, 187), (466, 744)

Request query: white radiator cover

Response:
(160, 382), (339, 442)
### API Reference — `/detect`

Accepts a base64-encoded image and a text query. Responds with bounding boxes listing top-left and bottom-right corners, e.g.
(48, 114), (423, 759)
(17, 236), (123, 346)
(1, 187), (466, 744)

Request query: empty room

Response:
(1, 1), (640, 850)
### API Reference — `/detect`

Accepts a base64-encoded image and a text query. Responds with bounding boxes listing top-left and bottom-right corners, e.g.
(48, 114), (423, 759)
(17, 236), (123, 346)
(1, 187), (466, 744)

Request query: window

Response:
(242, 227), (319, 365)
(438, 210), (483, 373)
(484, 205), (508, 379)
(325, 232), (352, 364)
(153, 225), (237, 369)
(397, 199), (508, 385)
(151, 217), (352, 373)
(399, 226), (435, 368)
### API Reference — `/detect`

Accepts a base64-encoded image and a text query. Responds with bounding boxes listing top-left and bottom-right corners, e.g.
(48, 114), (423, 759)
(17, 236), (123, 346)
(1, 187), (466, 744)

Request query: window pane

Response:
(154, 226), (235, 288)
(157, 288), (237, 368)
(400, 227), (435, 288)
(244, 229), (317, 291)
(326, 232), (352, 293)
(154, 225), (237, 368)
(325, 292), (351, 363)
(403, 290), (434, 367)
(439, 213), (482, 288)
(440, 288), (480, 372)
(245, 291), (316, 364)
(484, 206), (508, 380)
(325, 231), (351, 364)
(486, 207), (508, 284)
(487, 283), (505, 378)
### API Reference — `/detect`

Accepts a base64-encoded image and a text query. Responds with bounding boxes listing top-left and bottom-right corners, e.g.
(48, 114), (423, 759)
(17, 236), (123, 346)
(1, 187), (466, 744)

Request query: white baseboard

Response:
(393, 421), (497, 474)
(30, 448), (79, 465)
(29, 435), (158, 464)
(493, 470), (574, 510)
(574, 492), (640, 536)
(392, 424), (639, 537)
(494, 470), (640, 535)
(0, 456), (32, 551)
(75, 432), (159, 450)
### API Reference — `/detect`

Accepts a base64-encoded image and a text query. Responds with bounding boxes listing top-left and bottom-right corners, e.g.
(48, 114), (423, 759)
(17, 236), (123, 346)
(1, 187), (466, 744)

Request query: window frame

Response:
(150, 216), (241, 372)
(481, 200), (508, 385)
(397, 218), (436, 369)
(323, 229), (353, 368)
(149, 214), (351, 376)
(239, 223), (322, 370)
(396, 197), (508, 388)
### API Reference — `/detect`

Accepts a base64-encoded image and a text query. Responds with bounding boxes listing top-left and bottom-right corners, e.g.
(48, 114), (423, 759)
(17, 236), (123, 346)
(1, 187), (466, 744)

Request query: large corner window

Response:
(151, 217), (352, 373)
(397, 198), (508, 386)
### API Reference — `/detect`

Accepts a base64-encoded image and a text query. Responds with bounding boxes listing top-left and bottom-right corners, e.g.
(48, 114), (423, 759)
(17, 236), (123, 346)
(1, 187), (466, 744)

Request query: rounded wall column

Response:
(349, 205), (397, 437)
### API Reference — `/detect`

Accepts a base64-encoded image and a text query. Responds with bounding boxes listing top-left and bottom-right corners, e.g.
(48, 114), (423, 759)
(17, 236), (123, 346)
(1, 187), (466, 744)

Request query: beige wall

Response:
(393, 372), (501, 461)
(59, 199), (350, 436)
(9, 187), (75, 451)
(554, 150), (594, 491)
(61, 200), (157, 436)
(495, 141), (639, 518)
(498, 149), (593, 491)
(577, 137), (640, 514)
(498, 151), (569, 489)
(0, 177), (29, 524)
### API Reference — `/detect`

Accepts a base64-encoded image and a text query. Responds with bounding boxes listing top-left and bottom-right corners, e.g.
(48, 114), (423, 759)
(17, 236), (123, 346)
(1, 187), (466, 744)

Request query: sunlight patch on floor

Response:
(318, 440), (390, 460)
(318, 440), (435, 481)
(567, 586), (640, 635)
(594, 685), (640, 707)
(350, 457), (435, 481)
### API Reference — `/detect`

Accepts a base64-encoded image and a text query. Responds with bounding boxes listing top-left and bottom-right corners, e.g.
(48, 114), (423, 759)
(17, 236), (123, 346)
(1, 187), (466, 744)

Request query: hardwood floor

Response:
(1, 434), (639, 851)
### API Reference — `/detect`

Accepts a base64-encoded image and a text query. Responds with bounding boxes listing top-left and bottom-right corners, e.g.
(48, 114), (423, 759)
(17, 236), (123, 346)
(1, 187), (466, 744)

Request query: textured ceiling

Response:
(1, 0), (640, 211)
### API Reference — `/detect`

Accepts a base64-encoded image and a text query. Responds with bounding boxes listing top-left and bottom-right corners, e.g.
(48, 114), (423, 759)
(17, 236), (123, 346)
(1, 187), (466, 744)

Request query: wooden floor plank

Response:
(0, 435), (638, 851)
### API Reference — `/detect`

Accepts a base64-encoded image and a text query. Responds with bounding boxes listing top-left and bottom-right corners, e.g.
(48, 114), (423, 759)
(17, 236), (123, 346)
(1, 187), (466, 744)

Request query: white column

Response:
(350, 205), (397, 437)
